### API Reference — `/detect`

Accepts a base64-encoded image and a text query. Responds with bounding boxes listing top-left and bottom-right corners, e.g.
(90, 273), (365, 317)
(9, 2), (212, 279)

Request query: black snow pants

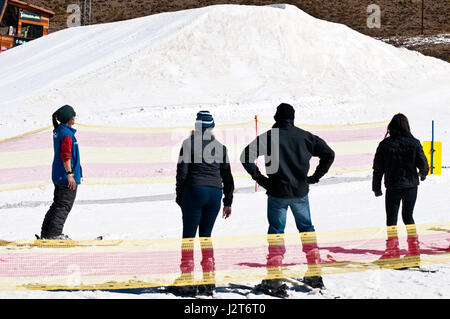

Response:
(385, 187), (418, 227)
(41, 184), (77, 238)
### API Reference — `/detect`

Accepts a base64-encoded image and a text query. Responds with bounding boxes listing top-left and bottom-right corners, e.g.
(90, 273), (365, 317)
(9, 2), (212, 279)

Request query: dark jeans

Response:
(181, 186), (223, 238)
(180, 186), (223, 274)
(385, 187), (418, 226)
(41, 184), (77, 238)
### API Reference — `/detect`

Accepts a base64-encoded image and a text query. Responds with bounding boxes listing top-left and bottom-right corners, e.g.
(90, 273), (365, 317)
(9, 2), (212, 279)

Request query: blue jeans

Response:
(267, 195), (315, 234)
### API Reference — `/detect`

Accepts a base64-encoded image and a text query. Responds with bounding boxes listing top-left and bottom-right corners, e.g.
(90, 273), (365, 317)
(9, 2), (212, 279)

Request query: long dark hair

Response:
(385, 113), (413, 138)
(52, 113), (59, 130)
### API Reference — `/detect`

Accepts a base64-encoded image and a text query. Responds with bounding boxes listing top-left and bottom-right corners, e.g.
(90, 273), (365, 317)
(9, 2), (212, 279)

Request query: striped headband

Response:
(195, 111), (215, 128)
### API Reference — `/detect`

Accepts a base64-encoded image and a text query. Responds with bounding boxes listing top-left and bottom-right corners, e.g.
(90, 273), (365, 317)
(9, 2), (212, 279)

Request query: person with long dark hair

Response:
(372, 113), (429, 267)
(171, 111), (234, 297)
(39, 105), (82, 240)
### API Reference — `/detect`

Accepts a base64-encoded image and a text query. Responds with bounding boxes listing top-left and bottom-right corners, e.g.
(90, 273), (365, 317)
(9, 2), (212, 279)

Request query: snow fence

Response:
(0, 119), (390, 192)
(0, 222), (448, 291)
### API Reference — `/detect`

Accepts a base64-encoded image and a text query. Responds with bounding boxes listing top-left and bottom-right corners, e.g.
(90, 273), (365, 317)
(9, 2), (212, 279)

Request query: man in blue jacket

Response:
(40, 105), (82, 240)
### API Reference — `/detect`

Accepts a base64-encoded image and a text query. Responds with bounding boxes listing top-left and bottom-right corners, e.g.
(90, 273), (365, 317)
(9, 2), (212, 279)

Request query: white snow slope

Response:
(0, 4), (449, 299)
(0, 4), (449, 139)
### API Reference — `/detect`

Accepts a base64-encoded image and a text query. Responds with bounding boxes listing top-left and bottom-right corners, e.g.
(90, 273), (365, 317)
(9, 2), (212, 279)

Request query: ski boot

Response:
(301, 242), (325, 289)
(255, 279), (288, 298)
(302, 276), (325, 289)
(258, 252), (288, 298)
(167, 284), (198, 297)
(198, 251), (216, 297)
(197, 271), (216, 296)
(38, 234), (72, 240)
(197, 284), (215, 296)
(167, 272), (198, 297)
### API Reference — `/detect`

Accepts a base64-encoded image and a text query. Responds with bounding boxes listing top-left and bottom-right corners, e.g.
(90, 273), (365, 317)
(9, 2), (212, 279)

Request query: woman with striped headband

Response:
(171, 111), (235, 297)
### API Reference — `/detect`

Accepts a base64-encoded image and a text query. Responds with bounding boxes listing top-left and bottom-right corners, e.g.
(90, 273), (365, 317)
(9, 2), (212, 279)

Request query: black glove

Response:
(420, 175), (426, 181)
(374, 190), (383, 197)
(256, 175), (270, 190)
(307, 175), (320, 185)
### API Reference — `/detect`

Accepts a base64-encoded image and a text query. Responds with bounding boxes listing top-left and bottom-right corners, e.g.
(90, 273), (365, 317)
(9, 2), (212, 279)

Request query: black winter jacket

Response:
(176, 131), (235, 206)
(372, 135), (429, 192)
(240, 119), (335, 198)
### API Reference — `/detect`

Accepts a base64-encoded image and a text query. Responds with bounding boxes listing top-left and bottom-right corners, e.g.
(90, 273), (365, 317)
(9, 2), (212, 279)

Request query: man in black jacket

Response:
(241, 103), (335, 291)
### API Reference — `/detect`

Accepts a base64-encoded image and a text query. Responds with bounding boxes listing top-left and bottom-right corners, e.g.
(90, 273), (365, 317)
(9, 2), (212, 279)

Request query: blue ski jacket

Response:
(52, 124), (82, 185)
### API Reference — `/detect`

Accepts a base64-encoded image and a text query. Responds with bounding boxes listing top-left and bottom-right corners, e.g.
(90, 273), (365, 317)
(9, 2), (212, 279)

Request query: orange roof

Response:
(7, 0), (55, 17)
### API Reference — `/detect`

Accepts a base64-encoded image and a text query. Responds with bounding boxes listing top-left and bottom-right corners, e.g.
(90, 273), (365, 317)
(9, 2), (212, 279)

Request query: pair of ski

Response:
(24, 234), (109, 248)
(228, 278), (329, 299)
(1, 236), (105, 249)
(35, 235), (103, 240)
(325, 254), (438, 273)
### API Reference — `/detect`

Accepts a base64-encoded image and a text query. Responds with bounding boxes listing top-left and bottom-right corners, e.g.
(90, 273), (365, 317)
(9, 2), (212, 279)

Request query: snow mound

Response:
(0, 4), (449, 120)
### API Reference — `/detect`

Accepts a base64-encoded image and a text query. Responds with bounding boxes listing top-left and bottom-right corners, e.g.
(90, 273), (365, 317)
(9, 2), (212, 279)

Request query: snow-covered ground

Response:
(0, 4), (449, 299)
(377, 33), (450, 47)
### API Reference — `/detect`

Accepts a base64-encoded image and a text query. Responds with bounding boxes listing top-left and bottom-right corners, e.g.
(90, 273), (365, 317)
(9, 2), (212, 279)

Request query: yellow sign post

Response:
(423, 141), (442, 175)
(423, 120), (442, 175)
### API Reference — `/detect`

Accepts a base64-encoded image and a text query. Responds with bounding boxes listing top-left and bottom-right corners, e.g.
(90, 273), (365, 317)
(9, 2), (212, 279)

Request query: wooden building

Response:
(0, 0), (54, 52)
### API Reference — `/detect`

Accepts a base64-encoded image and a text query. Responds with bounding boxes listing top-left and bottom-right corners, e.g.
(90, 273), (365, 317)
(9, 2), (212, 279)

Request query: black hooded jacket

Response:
(176, 130), (235, 206)
(240, 119), (335, 198)
(372, 135), (429, 192)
